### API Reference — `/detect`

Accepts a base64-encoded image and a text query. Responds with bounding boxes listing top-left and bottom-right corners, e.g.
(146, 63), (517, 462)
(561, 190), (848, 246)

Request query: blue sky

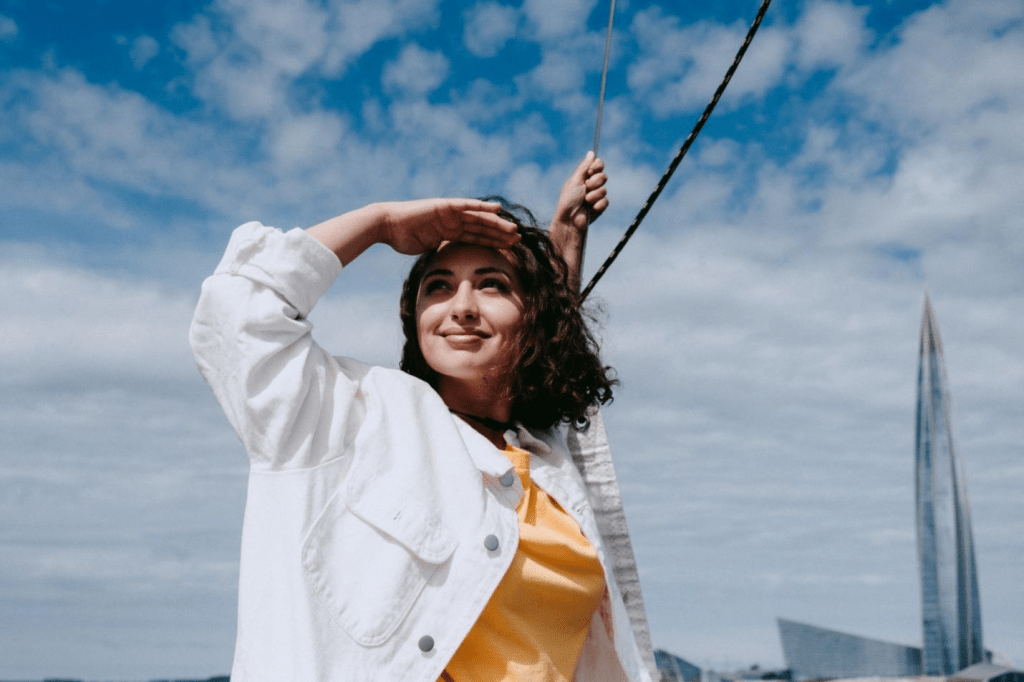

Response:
(2, 0), (1022, 679)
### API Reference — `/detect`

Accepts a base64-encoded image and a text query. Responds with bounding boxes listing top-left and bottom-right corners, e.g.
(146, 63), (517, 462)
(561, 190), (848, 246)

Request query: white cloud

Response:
(0, 255), (198, 384)
(449, 77), (527, 125)
(1, 68), (268, 224)
(266, 109), (348, 169)
(385, 99), (517, 194)
(794, 0), (872, 72)
(383, 43), (451, 96)
(723, 22), (790, 103)
(0, 248), (251, 679)
(172, 3), (321, 120)
(463, 1), (519, 58)
(514, 28), (607, 120)
(627, 2), (869, 117)
(628, 7), (792, 115)
(173, 0), (442, 120)
(328, 0), (442, 73)
(524, 48), (587, 95)
(129, 34), (160, 69)
(0, 13), (17, 41)
(522, 0), (598, 40)
(836, 0), (1024, 135)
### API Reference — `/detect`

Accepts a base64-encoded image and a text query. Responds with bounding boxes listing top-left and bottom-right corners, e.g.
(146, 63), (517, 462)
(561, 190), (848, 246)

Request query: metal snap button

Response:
(499, 471), (515, 487)
(484, 534), (500, 551)
(418, 635), (434, 652)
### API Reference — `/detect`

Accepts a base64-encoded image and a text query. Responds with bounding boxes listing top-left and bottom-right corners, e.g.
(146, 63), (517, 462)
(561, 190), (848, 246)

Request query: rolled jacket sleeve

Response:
(189, 221), (356, 470)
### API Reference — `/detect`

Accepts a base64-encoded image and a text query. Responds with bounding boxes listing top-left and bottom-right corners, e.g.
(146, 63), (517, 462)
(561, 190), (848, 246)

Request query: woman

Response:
(190, 154), (652, 682)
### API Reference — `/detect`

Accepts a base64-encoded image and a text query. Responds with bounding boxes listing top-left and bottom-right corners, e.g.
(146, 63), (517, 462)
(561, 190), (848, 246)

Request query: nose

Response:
(450, 281), (478, 320)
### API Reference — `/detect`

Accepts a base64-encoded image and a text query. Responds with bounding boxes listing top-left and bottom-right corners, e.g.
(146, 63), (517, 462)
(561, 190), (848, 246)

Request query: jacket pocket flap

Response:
(302, 494), (449, 647)
(346, 475), (457, 564)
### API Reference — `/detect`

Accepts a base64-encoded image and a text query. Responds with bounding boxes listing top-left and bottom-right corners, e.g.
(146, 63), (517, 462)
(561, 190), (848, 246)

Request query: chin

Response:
(435, 366), (491, 384)
(423, 354), (497, 382)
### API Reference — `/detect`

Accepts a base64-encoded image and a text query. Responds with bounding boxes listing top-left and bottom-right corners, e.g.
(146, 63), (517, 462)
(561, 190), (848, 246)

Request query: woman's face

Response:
(415, 243), (525, 388)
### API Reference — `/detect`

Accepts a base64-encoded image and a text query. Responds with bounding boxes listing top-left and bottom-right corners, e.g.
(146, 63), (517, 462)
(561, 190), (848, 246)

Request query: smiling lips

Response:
(440, 329), (491, 343)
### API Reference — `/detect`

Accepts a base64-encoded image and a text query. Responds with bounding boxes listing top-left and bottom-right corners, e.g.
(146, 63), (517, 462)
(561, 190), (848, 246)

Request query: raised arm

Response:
(190, 199), (519, 469)
(307, 198), (519, 265)
(548, 152), (609, 292)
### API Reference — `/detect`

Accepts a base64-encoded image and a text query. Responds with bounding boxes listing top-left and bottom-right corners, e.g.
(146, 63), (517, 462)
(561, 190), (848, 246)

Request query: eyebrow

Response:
(422, 266), (514, 280)
(474, 266), (513, 277)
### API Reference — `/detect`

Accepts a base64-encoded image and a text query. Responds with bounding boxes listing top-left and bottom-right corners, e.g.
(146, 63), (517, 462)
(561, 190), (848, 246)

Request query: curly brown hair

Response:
(399, 197), (616, 430)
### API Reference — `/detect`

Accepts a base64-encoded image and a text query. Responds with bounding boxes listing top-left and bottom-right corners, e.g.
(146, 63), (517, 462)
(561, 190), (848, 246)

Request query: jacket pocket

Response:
(301, 488), (457, 647)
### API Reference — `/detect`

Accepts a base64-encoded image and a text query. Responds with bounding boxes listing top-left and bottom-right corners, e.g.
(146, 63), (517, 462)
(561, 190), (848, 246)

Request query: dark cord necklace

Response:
(449, 409), (514, 433)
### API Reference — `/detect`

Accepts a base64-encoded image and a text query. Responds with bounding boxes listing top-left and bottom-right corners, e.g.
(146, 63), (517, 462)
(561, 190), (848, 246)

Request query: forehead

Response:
(423, 243), (518, 275)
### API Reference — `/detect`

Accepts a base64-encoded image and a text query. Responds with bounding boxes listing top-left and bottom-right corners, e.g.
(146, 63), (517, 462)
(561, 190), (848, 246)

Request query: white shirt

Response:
(189, 222), (654, 682)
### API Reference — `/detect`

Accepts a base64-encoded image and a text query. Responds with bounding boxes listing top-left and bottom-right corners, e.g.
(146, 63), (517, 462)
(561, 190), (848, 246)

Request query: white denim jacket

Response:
(189, 222), (654, 682)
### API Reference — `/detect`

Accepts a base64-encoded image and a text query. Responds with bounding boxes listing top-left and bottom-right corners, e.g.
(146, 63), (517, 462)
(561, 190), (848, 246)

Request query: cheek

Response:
(415, 303), (439, 346)
(415, 313), (429, 348)
(494, 302), (525, 335)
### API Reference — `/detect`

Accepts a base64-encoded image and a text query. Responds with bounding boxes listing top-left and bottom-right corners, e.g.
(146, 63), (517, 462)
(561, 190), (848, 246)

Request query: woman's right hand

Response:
(308, 198), (519, 266)
(378, 199), (520, 255)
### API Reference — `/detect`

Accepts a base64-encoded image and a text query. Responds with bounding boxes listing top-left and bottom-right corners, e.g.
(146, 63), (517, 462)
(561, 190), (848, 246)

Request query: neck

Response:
(439, 377), (512, 448)
(449, 409), (514, 433)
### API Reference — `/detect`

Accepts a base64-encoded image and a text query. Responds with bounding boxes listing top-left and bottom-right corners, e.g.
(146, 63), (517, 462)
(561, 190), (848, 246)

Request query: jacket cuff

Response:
(215, 221), (344, 317)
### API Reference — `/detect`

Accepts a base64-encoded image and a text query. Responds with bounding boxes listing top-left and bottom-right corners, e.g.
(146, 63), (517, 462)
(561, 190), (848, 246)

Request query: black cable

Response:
(580, 0), (773, 301)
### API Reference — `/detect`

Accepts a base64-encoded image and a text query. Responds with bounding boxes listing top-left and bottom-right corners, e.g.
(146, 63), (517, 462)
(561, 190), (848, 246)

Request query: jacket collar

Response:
(451, 415), (555, 476)
(506, 424), (553, 458)
(450, 415), (515, 477)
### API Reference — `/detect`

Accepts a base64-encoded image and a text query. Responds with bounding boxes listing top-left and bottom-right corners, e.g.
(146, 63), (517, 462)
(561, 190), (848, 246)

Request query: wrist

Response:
(307, 203), (389, 266)
(550, 218), (586, 244)
(359, 203), (390, 246)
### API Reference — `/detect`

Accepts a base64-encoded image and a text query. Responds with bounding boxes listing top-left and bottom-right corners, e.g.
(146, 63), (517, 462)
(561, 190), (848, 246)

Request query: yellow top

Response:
(441, 444), (607, 682)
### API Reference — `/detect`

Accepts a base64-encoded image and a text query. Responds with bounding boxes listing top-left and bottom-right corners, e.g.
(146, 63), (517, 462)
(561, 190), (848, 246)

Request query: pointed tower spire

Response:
(915, 293), (984, 674)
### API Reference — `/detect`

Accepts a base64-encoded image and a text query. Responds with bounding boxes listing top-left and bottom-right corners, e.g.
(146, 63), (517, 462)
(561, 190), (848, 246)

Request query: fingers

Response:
(585, 185), (608, 204)
(572, 151), (596, 181)
(463, 209), (519, 237)
(585, 171), (607, 191)
(453, 198), (502, 214)
(582, 156), (607, 207)
(452, 227), (520, 248)
(447, 207), (520, 248)
(382, 198), (520, 255)
(583, 157), (608, 219)
(585, 183), (608, 220)
(456, 231), (521, 248)
(585, 182), (606, 200)
(587, 188), (608, 205)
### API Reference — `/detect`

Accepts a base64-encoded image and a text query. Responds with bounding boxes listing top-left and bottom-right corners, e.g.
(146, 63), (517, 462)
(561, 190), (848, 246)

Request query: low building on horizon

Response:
(655, 648), (702, 682)
(778, 617), (924, 681)
(949, 663), (1024, 682)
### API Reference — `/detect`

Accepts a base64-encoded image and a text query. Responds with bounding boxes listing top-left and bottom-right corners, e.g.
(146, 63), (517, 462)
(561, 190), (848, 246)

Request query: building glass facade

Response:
(655, 648), (701, 682)
(915, 295), (984, 674)
(777, 618), (922, 681)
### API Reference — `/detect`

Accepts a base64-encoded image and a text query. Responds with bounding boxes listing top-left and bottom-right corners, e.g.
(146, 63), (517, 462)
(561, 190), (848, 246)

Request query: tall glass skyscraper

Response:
(915, 295), (984, 675)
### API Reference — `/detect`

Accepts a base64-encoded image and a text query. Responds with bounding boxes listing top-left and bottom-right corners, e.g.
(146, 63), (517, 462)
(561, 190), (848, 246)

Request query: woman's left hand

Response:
(554, 151), (609, 231)
(550, 152), (608, 290)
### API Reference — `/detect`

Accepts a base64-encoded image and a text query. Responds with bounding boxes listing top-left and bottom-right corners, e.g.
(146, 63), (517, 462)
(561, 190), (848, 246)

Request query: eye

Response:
(480, 277), (510, 293)
(423, 279), (450, 294)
